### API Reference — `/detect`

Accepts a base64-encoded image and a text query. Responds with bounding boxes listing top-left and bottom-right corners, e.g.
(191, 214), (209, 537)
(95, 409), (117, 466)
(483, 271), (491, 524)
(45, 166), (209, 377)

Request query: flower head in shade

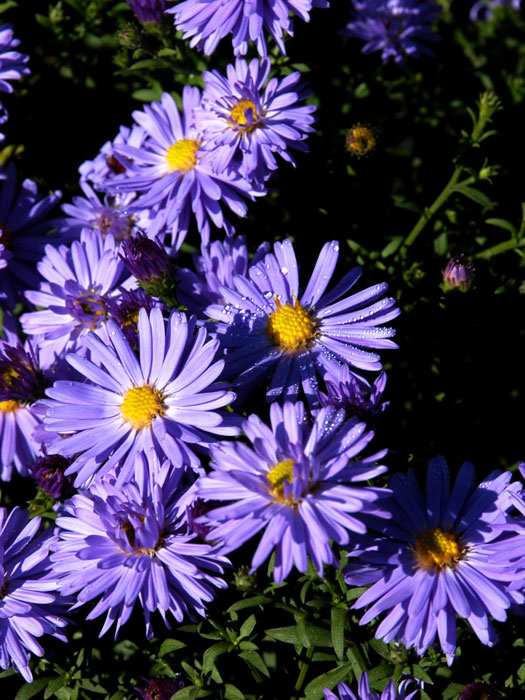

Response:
(177, 234), (269, 317)
(345, 124), (377, 157)
(207, 238), (399, 407)
(470, 0), (520, 21)
(104, 87), (259, 250)
(21, 229), (132, 369)
(344, 0), (441, 64)
(318, 367), (389, 422)
(29, 449), (74, 500)
(197, 401), (390, 583)
(167, 0), (328, 56)
(79, 123), (147, 188)
(344, 457), (524, 664)
(51, 458), (228, 638)
(324, 672), (419, 700)
(41, 308), (239, 487)
(0, 163), (61, 307)
(442, 254), (475, 293)
(105, 287), (160, 345)
(0, 506), (68, 682)
(127, 0), (167, 23)
(137, 676), (185, 700)
(0, 24), (30, 140)
(197, 58), (315, 185)
(459, 682), (499, 700)
(0, 332), (43, 480)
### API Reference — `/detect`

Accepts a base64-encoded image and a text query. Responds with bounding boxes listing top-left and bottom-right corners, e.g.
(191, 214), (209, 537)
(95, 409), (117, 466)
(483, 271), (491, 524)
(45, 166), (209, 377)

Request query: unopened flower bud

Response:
(442, 254), (476, 292)
(345, 124), (377, 157)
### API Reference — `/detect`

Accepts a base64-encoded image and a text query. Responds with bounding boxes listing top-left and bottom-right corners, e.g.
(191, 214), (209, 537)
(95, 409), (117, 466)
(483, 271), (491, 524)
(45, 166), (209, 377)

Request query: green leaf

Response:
(170, 687), (212, 700)
(381, 237), (403, 258)
(160, 638), (187, 657)
(44, 677), (66, 699)
(330, 608), (346, 660)
(239, 614), (257, 639)
(264, 623), (332, 648)
(227, 595), (267, 621)
(304, 663), (354, 699)
(442, 682), (465, 700)
(433, 232), (448, 256)
(202, 641), (231, 675)
(16, 678), (53, 700)
(454, 185), (494, 209)
(238, 650), (270, 677)
(132, 87), (163, 102)
(223, 685), (245, 700)
(485, 217), (517, 236)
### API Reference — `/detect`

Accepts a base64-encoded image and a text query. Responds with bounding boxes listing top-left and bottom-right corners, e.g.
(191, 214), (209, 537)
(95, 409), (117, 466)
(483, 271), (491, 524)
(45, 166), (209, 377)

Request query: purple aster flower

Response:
(0, 163), (61, 307)
(344, 457), (524, 664)
(324, 672), (419, 700)
(137, 676), (185, 700)
(0, 25), (30, 140)
(177, 234), (269, 317)
(41, 307), (239, 487)
(470, 0), (520, 20)
(207, 238), (399, 407)
(104, 87), (260, 250)
(120, 231), (171, 284)
(0, 331), (44, 480)
(319, 366), (389, 422)
(459, 682), (499, 700)
(127, 0), (167, 23)
(105, 287), (161, 345)
(167, 0), (329, 56)
(79, 123), (147, 188)
(344, 0), (441, 64)
(0, 506), (68, 682)
(57, 181), (147, 243)
(197, 57), (316, 185)
(21, 229), (132, 369)
(51, 459), (228, 638)
(197, 401), (390, 583)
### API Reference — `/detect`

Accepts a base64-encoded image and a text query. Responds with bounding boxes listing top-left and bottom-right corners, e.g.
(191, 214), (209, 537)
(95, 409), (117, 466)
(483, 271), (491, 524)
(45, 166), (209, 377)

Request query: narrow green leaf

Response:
(239, 614), (257, 639)
(16, 678), (52, 700)
(239, 651), (270, 677)
(44, 677), (66, 699)
(330, 608), (346, 660)
(485, 218), (517, 236)
(454, 185), (494, 209)
(159, 639), (187, 657)
(381, 237), (403, 258)
(223, 684), (245, 700)
(304, 662), (354, 699)
(442, 682), (465, 700)
(202, 641), (231, 675)
(227, 595), (267, 619)
(170, 687), (212, 700)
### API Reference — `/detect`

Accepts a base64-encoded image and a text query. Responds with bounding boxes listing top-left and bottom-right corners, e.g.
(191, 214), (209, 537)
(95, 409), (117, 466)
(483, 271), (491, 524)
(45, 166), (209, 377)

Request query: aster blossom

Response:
(21, 229), (132, 369)
(0, 163), (61, 307)
(0, 25), (30, 139)
(104, 87), (260, 250)
(324, 672), (419, 700)
(0, 506), (68, 682)
(198, 57), (316, 185)
(41, 307), (239, 487)
(197, 401), (390, 583)
(344, 0), (441, 64)
(344, 457), (524, 663)
(51, 458), (228, 638)
(167, 0), (329, 57)
(207, 238), (399, 406)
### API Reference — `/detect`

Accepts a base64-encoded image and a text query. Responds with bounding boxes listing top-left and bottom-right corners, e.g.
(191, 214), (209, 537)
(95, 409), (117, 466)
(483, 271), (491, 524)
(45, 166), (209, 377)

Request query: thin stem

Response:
(292, 646), (314, 698)
(400, 165), (463, 252)
(475, 238), (525, 260)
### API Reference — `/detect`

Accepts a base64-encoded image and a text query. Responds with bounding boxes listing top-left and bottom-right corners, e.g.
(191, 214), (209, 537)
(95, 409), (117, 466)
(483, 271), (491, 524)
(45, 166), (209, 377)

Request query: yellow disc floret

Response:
(267, 296), (316, 353)
(166, 139), (200, 173)
(120, 385), (165, 431)
(267, 459), (295, 501)
(0, 400), (20, 413)
(230, 99), (260, 131)
(346, 125), (377, 156)
(414, 527), (462, 570)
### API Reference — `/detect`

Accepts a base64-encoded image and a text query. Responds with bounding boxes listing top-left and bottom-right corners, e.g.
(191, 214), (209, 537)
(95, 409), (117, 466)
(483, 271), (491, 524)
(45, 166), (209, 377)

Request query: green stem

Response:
(400, 165), (463, 252)
(475, 237), (525, 260)
(292, 646), (314, 699)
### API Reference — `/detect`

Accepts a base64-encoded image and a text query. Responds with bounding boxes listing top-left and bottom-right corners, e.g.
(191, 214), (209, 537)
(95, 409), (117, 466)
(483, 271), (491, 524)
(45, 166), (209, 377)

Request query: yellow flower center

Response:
(414, 527), (462, 570)
(120, 385), (165, 431)
(267, 296), (316, 353)
(166, 139), (200, 173)
(267, 459), (295, 500)
(346, 125), (376, 156)
(230, 99), (260, 131)
(0, 400), (20, 413)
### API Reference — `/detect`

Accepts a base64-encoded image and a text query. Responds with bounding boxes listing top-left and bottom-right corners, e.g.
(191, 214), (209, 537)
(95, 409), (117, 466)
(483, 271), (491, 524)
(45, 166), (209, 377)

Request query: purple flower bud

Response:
(442, 254), (476, 292)
(29, 450), (74, 500)
(136, 676), (185, 700)
(120, 232), (170, 285)
(127, 0), (167, 24)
